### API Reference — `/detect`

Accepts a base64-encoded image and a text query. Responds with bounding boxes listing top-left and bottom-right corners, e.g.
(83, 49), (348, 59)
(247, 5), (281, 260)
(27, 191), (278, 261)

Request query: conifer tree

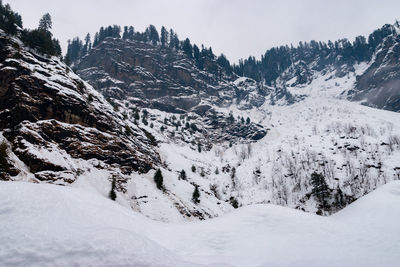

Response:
(83, 33), (91, 54)
(128, 26), (135, 40)
(154, 169), (164, 190)
(311, 172), (330, 208)
(38, 13), (52, 32)
(0, 140), (9, 173)
(109, 177), (117, 201)
(21, 12), (61, 57)
(179, 169), (187, 180)
(192, 185), (200, 204)
(147, 24), (159, 45)
(193, 44), (200, 62)
(168, 29), (175, 48)
(0, 1), (23, 34)
(168, 29), (179, 50)
(182, 38), (193, 58)
(122, 26), (128, 39)
(160, 26), (168, 47)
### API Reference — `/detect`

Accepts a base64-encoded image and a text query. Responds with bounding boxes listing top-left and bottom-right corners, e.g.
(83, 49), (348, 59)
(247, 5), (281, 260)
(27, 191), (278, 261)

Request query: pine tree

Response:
(122, 26), (128, 39)
(154, 169), (164, 190)
(160, 26), (168, 47)
(38, 13), (52, 32)
(192, 185), (200, 204)
(168, 29), (179, 50)
(0, 1), (23, 35)
(191, 165), (196, 173)
(109, 177), (117, 201)
(93, 32), (99, 47)
(133, 111), (140, 120)
(0, 140), (9, 173)
(168, 29), (175, 48)
(228, 113), (234, 122)
(190, 123), (197, 131)
(179, 169), (187, 180)
(334, 186), (345, 208)
(146, 24), (159, 45)
(182, 38), (193, 58)
(83, 33), (91, 54)
(128, 26), (135, 40)
(193, 44), (200, 63)
(311, 172), (330, 208)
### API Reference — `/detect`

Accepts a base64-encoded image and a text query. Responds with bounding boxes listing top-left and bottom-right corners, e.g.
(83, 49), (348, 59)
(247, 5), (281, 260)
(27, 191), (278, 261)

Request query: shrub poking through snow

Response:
(230, 197), (239, 209)
(179, 169), (187, 180)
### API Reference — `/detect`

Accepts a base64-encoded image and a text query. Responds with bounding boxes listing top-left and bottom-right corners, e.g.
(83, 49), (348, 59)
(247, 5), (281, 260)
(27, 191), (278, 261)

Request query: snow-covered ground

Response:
(1, 181), (399, 267)
(150, 96), (400, 220)
(2, 27), (399, 222)
(5, 93), (399, 222)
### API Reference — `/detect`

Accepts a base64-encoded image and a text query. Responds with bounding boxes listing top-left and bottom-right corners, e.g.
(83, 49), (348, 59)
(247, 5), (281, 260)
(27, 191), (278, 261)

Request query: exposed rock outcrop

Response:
(0, 32), (159, 182)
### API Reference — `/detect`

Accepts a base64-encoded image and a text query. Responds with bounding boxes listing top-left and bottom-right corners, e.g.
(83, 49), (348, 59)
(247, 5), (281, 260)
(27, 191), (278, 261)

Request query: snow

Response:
(3, 35), (400, 222)
(1, 181), (400, 266)
(154, 96), (400, 217)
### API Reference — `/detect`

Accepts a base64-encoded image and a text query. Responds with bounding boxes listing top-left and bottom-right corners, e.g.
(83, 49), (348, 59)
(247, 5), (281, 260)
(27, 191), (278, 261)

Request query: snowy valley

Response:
(1, 1), (400, 266)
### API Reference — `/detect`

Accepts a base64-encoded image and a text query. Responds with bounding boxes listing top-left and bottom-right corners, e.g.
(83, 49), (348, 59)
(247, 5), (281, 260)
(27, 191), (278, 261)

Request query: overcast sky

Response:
(5, 0), (400, 62)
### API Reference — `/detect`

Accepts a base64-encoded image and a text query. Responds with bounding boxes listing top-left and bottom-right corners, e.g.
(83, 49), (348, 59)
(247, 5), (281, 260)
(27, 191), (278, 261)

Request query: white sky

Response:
(5, 0), (400, 62)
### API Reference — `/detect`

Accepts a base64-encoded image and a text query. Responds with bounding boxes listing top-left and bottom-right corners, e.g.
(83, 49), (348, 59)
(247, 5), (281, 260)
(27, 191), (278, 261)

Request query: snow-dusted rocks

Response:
(351, 33), (400, 111)
(0, 32), (159, 183)
(1, 20), (400, 222)
(75, 37), (267, 143)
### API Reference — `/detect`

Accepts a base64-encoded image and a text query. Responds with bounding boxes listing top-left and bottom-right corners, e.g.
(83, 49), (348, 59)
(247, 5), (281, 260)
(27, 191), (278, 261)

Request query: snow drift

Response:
(1, 181), (399, 266)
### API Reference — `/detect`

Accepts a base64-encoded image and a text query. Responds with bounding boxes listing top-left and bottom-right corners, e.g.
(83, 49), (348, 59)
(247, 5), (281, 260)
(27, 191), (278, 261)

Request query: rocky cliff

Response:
(0, 30), (159, 184)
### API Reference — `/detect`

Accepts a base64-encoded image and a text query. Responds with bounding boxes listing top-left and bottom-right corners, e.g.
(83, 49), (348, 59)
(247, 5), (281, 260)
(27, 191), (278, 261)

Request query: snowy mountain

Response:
(2, 181), (400, 266)
(68, 23), (400, 219)
(0, 1), (400, 224)
(1, 3), (400, 265)
(0, 30), (160, 184)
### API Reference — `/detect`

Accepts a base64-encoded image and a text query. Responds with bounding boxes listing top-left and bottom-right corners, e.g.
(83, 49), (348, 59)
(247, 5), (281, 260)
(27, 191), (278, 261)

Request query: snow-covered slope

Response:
(1, 27), (399, 222)
(154, 96), (400, 218)
(1, 181), (399, 267)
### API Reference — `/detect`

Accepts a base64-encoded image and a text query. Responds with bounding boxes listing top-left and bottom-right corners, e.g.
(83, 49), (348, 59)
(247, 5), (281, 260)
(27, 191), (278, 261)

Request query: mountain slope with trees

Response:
(1, 1), (400, 222)
(68, 21), (400, 112)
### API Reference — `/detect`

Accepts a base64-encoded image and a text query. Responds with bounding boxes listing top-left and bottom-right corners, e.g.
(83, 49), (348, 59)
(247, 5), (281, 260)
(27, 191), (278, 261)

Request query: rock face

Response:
(0, 32), (160, 183)
(0, 30), (268, 222)
(350, 33), (400, 111)
(77, 38), (228, 112)
(75, 23), (400, 114)
(76, 37), (267, 143)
